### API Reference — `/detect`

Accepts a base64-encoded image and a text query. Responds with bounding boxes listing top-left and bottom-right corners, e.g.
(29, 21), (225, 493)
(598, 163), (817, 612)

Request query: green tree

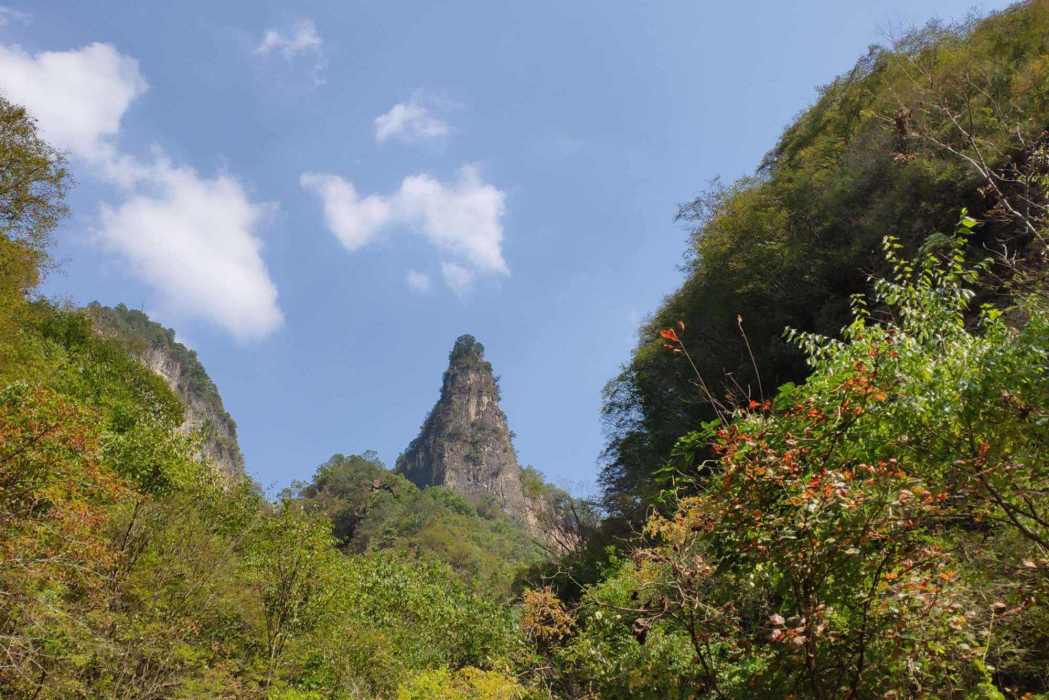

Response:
(0, 95), (69, 358)
(0, 95), (68, 258)
(556, 221), (1049, 696)
(248, 502), (341, 689)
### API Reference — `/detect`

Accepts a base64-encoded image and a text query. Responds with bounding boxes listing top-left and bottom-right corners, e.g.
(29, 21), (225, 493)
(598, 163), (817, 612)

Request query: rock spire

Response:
(396, 335), (529, 519)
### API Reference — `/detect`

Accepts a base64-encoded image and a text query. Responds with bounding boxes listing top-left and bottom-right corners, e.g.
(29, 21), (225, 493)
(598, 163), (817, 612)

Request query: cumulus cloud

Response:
(297, 173), (391, 250)
(405, 269), (431, 292)
(397, 167), (508, 274)
(99, 161), (282, 341)
(375, 97), (449, 144)
(0, 42), (147, 160)
(0, 41), (283, 340)
(301, 165), (508, 291)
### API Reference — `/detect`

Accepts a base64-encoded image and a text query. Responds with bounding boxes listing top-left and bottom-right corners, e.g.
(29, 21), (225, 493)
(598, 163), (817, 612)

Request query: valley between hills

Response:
(3, 1), (1049, 697)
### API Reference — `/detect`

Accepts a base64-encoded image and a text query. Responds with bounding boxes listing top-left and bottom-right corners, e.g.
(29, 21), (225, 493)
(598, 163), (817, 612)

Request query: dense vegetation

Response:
(87, 302), (246, 476)
(601, 0), (1049, 520)
(87, 303), (230, 418)
(530, 222), (1049, 697)
(0, 96), (535, 698)
(4, 1), (1049, 697)
(285, 452), (546, 597)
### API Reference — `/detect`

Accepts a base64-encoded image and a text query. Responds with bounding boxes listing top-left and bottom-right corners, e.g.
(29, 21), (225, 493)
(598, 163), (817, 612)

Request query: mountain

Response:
(397, 335), (526, 513)
(396, 335), (580, 546)
(86, 303), (245, 478)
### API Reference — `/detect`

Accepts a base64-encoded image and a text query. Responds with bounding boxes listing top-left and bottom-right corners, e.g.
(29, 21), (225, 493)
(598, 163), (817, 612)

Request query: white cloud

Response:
(0, 41), (283, 340)
(298, 173), (391, 250)
(255, 18), (322, 58)
(99, 161), (282, 341)
(0, 42), (147, 160)
(254, 18), (325, 85)
(301, 165), (508, 292)
(375, 98), (449, 144)
(406, 269), (431, 292)
(440, 262), (473, 294)
(398, 167), (508, 274)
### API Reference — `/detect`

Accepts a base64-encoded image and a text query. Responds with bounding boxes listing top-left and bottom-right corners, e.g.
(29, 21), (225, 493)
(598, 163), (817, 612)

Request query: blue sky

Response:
(2, 0), (1010, 495)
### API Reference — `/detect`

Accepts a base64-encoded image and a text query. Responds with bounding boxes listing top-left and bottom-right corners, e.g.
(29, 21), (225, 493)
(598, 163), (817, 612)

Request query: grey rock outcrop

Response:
(396, 335), (584, 550)
(396, 335), (527, 516)
(87, 303), (245, 478)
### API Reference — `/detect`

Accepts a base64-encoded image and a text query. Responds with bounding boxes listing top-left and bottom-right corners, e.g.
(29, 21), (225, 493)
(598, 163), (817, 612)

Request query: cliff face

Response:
(396, 336), (582, 549)
(396, 335), (528, 517)
(138, 344), (244, 478)
(87, 304), (245, 478)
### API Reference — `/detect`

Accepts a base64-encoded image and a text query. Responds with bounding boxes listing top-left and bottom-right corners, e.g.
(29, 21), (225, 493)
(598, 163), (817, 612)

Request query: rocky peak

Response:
(396, 335), (529, 521)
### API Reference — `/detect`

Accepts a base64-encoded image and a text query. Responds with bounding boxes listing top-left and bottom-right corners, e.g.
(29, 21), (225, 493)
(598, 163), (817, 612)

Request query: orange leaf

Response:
(659, 328), (680, 343)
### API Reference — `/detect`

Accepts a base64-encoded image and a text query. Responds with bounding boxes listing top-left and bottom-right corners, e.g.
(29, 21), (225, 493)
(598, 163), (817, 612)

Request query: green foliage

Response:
(396, 667), (530, 700)
(0, 94), (69, 258)
(601, 0), (1049, 520)
(289, 452), (547, 598)
(553, 564), (700, 699)
(86, 302), (245, 474)
(248, 502), (342, 689)
(545, 224), (1049, 697)
(0, 94), (67, 364)
(449, 334), (492, 371)
(338, 554), (521, 689)
(86, 303), (227, 417)
(256, 550), (529, 698)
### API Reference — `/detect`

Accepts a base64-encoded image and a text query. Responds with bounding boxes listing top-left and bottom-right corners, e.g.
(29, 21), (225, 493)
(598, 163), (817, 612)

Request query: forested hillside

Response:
(285, 451), (548, 596)
(601, 0), (1049, 520)
(88, 303), (245, 477)
(3, 1), (1049, 698)
(0, 95), (540, 697)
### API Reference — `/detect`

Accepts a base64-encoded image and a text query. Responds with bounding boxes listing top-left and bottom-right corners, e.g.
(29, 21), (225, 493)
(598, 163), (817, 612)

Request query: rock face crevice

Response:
(396, 335), (528, 518)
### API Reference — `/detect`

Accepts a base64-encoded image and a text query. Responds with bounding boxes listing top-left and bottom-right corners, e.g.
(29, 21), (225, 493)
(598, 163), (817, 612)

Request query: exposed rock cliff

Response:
(397, 335), (527, 515)
(87, 304), (245, 478)
(396, 335), (580, 547)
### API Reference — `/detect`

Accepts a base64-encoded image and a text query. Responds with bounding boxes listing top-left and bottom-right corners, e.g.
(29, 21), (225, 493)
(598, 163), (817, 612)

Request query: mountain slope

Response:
(287, 451), (547, 597)
(601, 0), (1049, 519)
(86, 303), (245, 478)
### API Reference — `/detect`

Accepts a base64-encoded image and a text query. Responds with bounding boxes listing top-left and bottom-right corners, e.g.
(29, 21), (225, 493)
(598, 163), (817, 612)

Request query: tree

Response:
(0, 95), (69, 264)
(247, 503), (340, 689)
(0, 95), (69, 353)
